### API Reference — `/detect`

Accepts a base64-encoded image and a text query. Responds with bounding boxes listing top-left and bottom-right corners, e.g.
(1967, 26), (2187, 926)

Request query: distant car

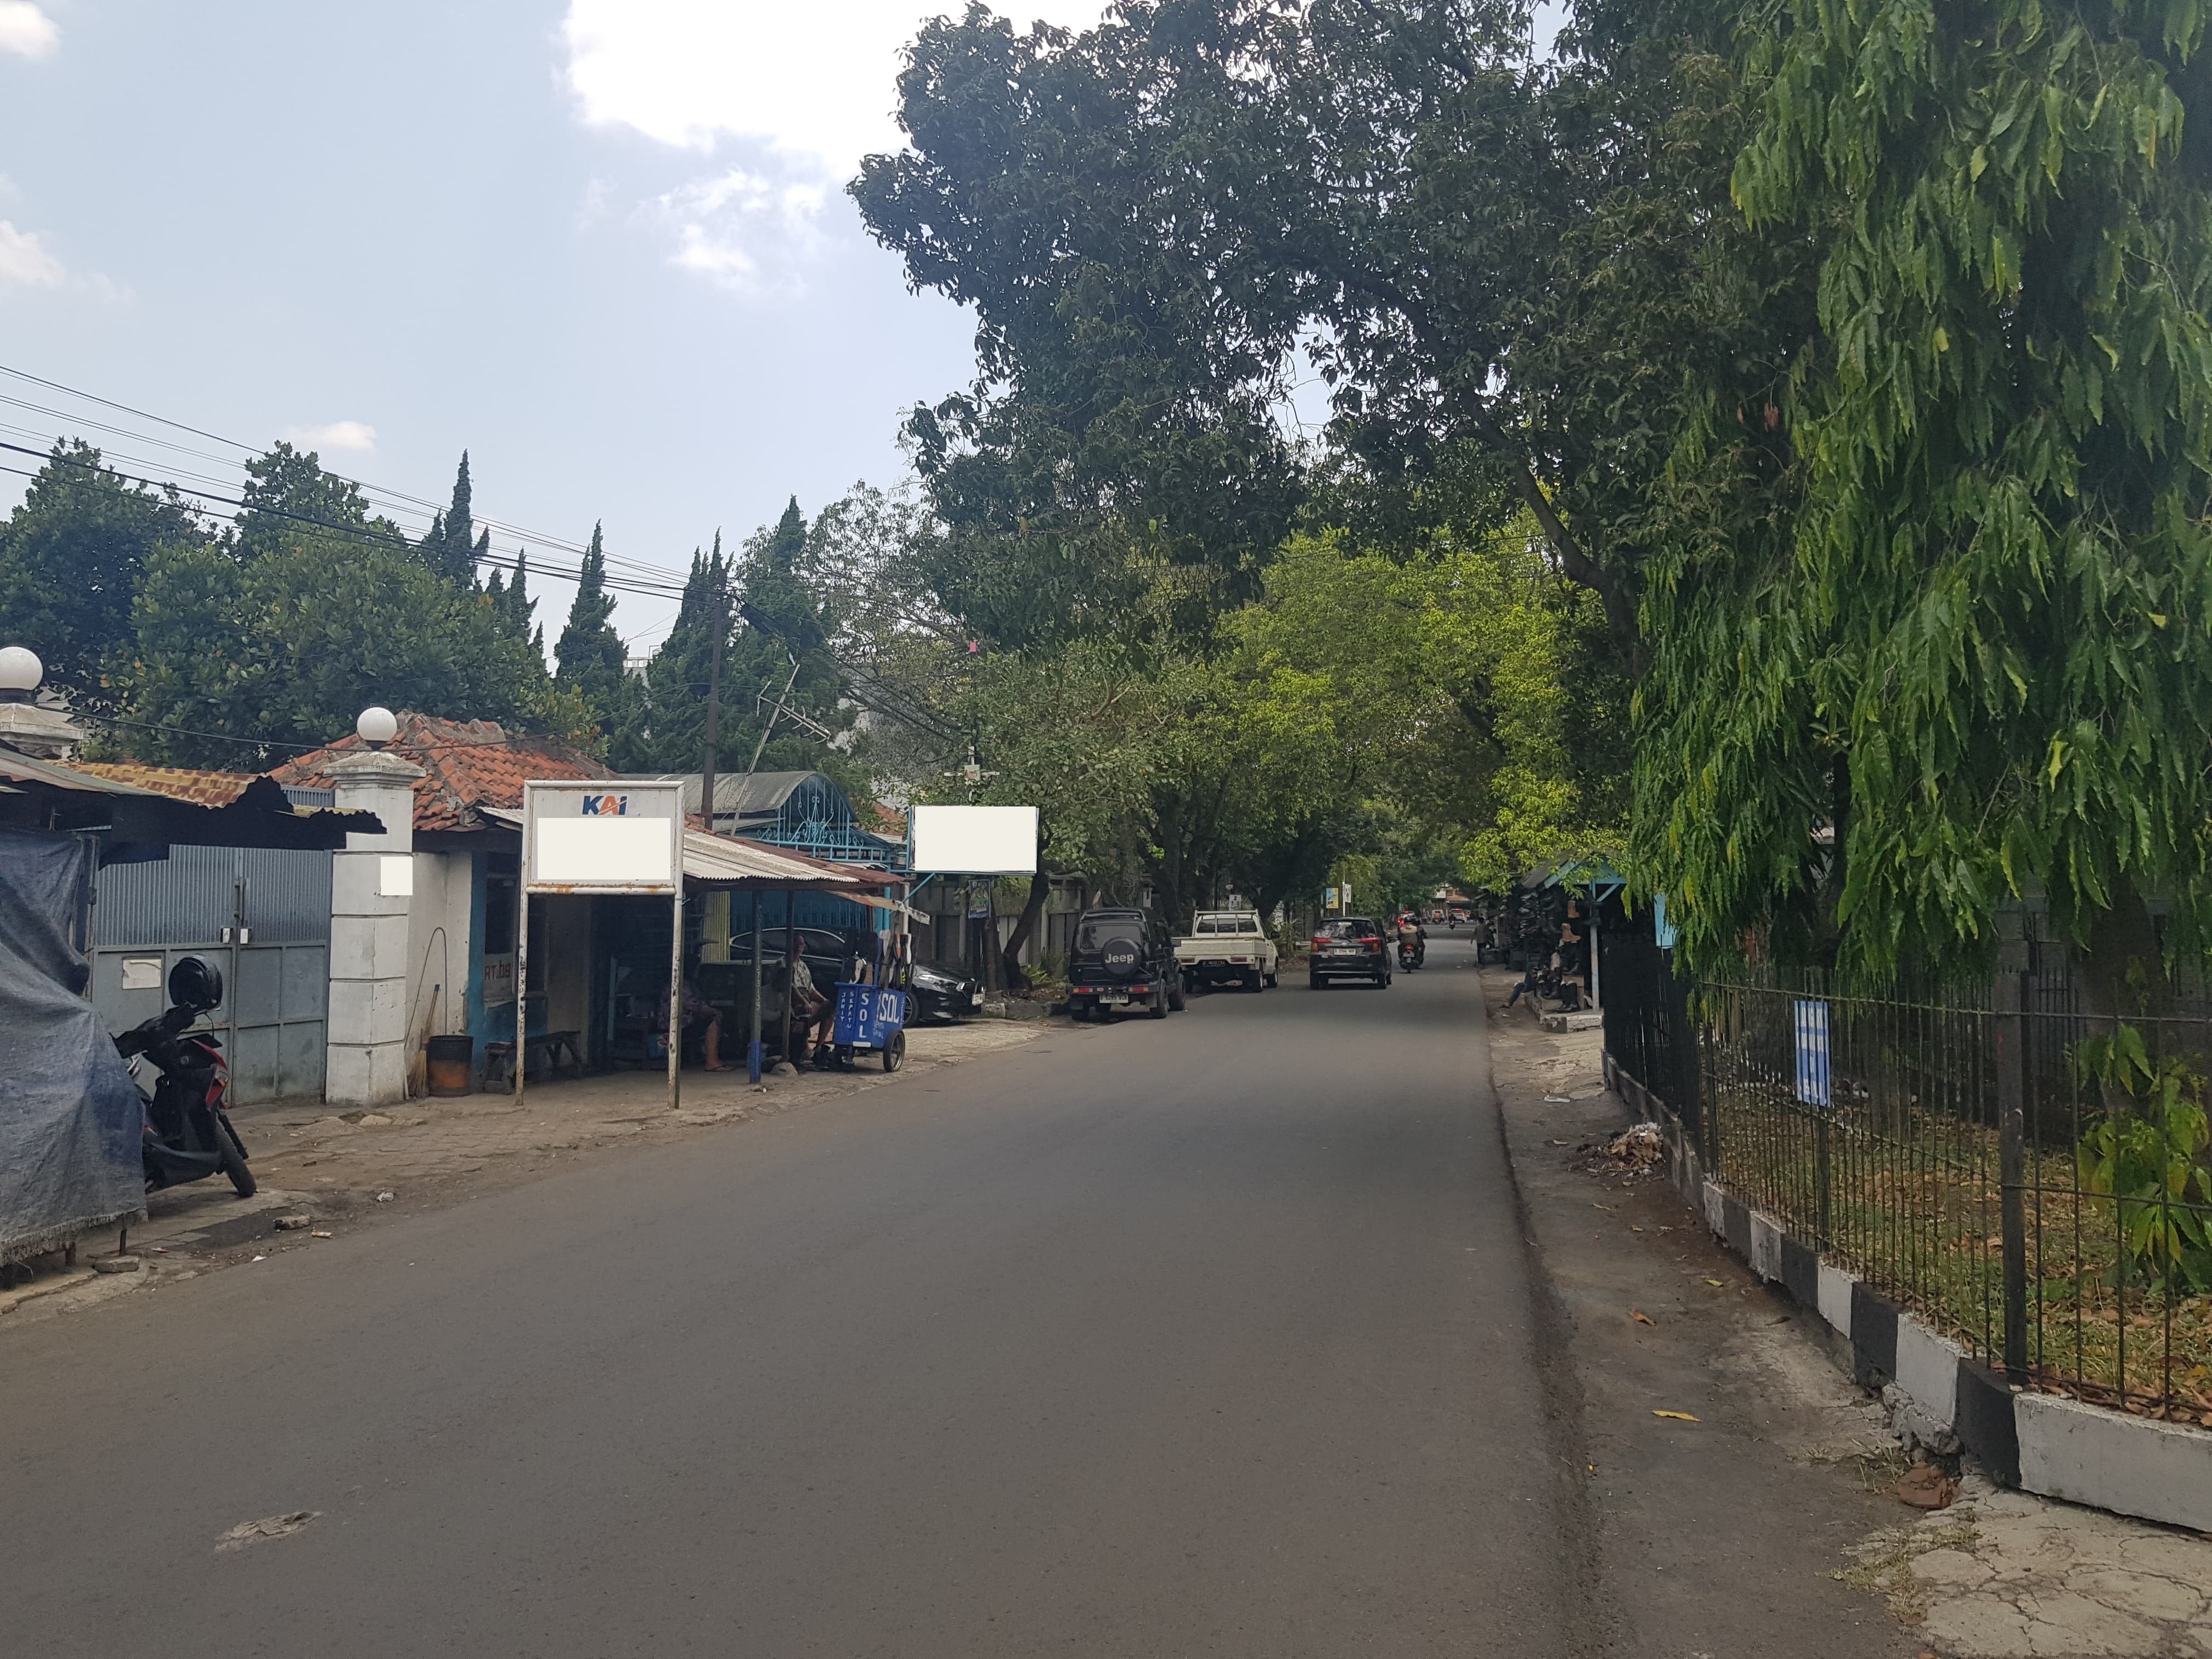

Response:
(1308, 917), (1392, 989)
(1068, 907), (1185, 1021)
(1175, 911), (1280, 991)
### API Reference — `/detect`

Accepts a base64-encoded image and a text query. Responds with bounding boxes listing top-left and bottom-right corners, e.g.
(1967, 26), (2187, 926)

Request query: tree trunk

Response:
(999, 869), (1051, 992)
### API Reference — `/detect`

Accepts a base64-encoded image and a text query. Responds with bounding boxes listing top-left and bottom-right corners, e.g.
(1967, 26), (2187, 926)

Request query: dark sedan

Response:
(906, 961), (985, 1023)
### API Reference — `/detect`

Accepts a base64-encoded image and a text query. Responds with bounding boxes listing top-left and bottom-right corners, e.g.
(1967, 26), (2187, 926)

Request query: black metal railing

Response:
(1602, 947), (2212, 1424)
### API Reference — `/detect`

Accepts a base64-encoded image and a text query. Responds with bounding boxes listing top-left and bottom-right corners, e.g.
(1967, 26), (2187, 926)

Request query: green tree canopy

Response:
(0, 441), (205, 719)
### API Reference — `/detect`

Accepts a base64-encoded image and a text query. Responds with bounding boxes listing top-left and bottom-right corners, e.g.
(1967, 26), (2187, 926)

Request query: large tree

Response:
(0, 441), (206, 720)
(121, 448), (565, 766)
(555, 522), (648, 761)
(1643, 0), (2212, 1002)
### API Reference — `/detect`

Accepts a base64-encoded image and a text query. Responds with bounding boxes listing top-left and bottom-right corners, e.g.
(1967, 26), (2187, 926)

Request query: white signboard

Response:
(910, 804), (1039, 874)
(523, 780), (682, 894)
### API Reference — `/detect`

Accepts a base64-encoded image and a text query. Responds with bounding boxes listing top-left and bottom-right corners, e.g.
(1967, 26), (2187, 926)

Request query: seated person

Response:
(657, 975), (727, 1071)
(775, 939), (833, 1068)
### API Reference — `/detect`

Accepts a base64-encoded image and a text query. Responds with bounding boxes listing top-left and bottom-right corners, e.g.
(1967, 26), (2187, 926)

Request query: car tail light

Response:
(1361, 936), (1381, 949)
(1311, 936), (1329, 951)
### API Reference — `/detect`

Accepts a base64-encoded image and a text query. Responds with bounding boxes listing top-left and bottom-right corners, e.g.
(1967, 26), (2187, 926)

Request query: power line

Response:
(0, 450), (692, 601)
(0, 362), (686, 583)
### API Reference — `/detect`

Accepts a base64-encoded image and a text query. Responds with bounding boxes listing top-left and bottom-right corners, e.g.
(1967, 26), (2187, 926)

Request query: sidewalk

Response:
(1486, 972), (2212, 1658)
(1, 1018), (1053, 1328)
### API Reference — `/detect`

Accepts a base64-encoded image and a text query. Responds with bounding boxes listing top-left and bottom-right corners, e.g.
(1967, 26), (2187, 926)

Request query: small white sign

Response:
(121, 957), (162, 991)
(379, 854), (414, 898)
(482, 955), (516, 1008)
(524, 779), (682, 894)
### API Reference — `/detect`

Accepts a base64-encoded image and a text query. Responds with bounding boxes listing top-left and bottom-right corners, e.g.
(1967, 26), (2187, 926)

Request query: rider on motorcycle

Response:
(1395, 911), (1426, 968)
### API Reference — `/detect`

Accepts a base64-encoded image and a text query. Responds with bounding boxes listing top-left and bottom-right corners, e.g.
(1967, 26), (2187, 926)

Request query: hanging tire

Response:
(883, 1030), (906, 1072)
(217, 1118), (257, 1198)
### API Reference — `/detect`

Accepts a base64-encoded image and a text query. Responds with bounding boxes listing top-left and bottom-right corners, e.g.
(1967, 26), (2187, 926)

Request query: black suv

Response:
(1308, 917), (1392, 988)
(1068, 907), (1186, 1022)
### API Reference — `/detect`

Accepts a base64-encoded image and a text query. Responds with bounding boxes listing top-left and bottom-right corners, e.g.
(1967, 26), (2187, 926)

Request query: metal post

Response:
(514, 885), (529, 1105)
(1997, 969), (2030, 1382)
(781, 887), (797, 1069)
(668, 890), (683, 1113)
(1815, 1113), (1833, 1248)
(748, 888), (764, 1084)
(1588, 881), (1602, 1011)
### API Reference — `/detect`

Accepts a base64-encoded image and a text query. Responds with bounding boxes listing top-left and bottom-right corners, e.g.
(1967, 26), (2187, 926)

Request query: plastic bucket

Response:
(425, 1034), (474, 1097)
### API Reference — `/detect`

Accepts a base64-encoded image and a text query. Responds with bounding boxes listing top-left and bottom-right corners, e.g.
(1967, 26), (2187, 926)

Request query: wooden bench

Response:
(482, 1031), (585, 1088)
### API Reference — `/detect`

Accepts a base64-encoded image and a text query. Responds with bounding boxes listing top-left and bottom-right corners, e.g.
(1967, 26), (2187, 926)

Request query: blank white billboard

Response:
(911, 805), (1038, 874)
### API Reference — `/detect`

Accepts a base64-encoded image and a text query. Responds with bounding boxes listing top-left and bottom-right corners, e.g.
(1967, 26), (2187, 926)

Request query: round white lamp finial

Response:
(356, 705), (399, 748)
(0, 645), (42, 696)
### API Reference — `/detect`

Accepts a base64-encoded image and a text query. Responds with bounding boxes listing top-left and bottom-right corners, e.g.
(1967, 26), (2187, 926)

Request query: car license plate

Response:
(1099, 992), (1129, 1006)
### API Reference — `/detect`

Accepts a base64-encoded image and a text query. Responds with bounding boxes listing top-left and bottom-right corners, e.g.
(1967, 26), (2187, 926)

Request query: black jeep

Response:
(1067, 907), (1186, 1022)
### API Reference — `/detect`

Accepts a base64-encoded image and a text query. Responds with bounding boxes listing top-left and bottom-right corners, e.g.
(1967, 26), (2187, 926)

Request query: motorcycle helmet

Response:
(167, 953), (224, 1013)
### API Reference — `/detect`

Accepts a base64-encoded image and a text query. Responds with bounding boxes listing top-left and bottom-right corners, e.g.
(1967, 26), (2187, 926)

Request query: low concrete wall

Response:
(1604, 1049), (2212, 1535)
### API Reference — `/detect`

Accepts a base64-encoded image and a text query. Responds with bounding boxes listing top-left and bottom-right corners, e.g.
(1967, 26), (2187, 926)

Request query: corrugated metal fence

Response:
(91, 847), (332, 1105)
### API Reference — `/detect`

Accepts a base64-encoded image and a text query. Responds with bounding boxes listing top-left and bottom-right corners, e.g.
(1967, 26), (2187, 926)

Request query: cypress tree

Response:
(420, 452), (478, 586)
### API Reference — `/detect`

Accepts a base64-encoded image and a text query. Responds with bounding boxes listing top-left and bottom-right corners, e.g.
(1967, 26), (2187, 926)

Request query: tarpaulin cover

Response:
(0, 827), (143, 1261)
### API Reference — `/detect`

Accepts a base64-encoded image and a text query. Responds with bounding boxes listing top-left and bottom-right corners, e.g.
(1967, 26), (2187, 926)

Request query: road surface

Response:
(5, 946), (1582, 1656)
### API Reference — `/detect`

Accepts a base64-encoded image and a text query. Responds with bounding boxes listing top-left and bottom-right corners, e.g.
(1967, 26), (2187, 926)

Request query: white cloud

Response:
(0, 2), (59, 60)
(560, 1), (1110, 173)
(0, 219), (63, 288)
(284, 420), (377, 454)
(562, 3), (1110, 298)
(648, 167), (828, 295)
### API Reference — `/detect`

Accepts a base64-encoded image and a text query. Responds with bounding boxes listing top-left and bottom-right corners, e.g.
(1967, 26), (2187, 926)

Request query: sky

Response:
(0, 1), (1559, 657)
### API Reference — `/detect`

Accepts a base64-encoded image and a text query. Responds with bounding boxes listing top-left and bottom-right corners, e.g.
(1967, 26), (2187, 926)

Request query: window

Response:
(1075, 915), (1144, 954)
(484, 876), (517, 954)
(1315, 918), (1376, 940)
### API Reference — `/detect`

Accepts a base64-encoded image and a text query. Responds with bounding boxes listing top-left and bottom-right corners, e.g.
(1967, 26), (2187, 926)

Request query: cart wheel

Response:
(883, 1030), (906, 1073)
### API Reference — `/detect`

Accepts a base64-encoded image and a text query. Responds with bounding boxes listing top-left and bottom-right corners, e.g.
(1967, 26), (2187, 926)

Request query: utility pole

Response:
(700, 572), (726, 833)
(747, 655), (802, 776)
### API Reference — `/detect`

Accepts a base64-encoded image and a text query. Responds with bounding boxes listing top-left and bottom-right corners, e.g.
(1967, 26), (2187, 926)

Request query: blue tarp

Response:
(0, 826), (143, 1262)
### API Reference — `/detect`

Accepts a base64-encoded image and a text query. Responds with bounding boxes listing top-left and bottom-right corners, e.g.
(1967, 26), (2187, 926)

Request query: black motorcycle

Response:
(115, 955), (256, 1198)
(1396, 936), (1426, 970)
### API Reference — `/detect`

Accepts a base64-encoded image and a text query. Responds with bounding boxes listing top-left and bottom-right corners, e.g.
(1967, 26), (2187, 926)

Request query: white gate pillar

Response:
(324, 749), (423, 1107)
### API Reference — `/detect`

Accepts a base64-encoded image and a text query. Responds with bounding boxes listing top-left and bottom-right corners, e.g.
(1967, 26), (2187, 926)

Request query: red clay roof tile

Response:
(269, 712), (609, 832)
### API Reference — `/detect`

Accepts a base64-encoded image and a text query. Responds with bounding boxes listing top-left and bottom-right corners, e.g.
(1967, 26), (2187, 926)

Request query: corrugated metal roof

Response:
(0, 749), (167, 795)
(74, 763), (263, 806)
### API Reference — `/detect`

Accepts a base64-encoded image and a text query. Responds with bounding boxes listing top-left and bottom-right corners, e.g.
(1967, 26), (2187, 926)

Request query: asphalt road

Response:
(4, 941), (1587, 1657)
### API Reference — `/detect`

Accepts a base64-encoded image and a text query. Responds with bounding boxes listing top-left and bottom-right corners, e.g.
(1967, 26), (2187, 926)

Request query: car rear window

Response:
(1075, 916), (1146, 953)
(1315, 918), (1376, 939)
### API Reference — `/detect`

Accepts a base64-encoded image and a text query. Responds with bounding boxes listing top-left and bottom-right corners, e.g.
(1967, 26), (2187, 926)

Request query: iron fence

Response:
(1605, 950), (2212, 1424)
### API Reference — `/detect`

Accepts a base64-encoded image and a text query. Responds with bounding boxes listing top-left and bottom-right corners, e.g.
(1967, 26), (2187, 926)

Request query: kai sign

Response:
(523, 779), (682, 893)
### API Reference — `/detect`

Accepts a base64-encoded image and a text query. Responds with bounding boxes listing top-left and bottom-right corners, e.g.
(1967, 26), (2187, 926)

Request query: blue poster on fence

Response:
(1793, 999), (1832, 1108)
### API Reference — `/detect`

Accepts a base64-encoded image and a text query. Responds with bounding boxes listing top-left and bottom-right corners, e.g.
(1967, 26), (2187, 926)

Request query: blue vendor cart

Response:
(831, 981), (910, 1072)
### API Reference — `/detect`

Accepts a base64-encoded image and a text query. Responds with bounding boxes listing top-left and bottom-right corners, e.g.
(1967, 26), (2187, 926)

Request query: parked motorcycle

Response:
(115, 955), (255, 1198)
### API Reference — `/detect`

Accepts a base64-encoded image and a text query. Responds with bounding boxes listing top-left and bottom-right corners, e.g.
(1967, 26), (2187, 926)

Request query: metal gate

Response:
(89, 847), (333, 1106)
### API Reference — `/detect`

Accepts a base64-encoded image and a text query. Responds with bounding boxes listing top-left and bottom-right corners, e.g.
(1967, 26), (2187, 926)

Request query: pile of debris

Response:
(1573, 1121), (1667, 1178)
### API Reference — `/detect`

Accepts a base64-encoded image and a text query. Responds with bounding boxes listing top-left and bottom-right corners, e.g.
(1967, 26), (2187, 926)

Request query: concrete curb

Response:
(1604, 1051), (2212, 1536)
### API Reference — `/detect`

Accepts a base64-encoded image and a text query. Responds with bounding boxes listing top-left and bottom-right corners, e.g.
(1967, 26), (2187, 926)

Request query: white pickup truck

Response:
(1174, 911), (1280, 992)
